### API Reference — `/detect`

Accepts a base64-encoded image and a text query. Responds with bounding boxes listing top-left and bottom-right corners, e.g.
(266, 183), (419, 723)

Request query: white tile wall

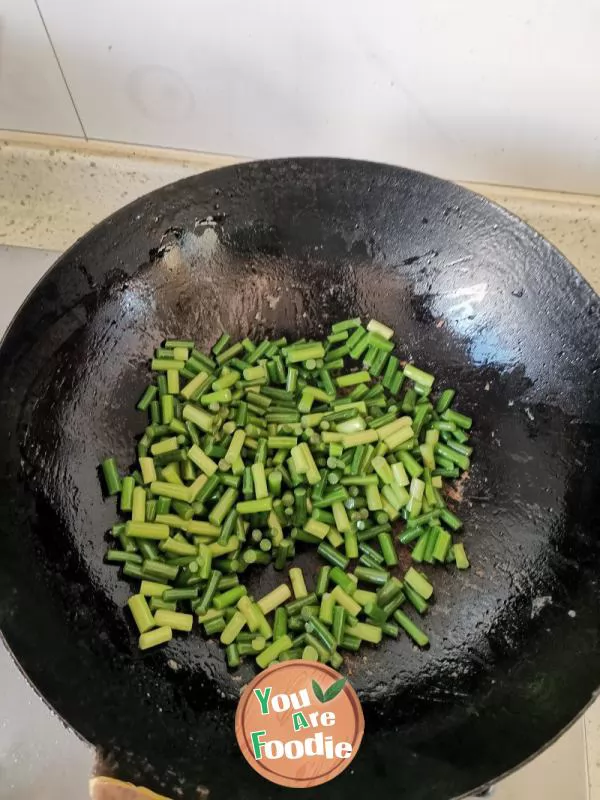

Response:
(32, 0), (600, 193)
(0, 0), (82, 136)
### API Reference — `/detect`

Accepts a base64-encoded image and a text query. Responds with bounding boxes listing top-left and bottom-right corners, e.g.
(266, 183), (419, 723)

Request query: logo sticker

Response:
(235, 660), (364, 788)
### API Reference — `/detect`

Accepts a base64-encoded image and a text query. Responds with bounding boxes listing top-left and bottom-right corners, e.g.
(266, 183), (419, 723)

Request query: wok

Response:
(0, 158), (599, 799)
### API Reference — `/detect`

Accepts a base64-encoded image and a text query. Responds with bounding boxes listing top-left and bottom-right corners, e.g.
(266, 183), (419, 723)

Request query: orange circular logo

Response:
(235, 660), (364, 788)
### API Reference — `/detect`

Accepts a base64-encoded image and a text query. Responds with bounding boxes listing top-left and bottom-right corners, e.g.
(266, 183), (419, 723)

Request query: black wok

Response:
(0, 158), (599, 799)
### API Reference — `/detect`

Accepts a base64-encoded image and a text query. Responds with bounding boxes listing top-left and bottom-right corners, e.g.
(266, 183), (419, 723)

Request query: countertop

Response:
(0, 130), (599, 800)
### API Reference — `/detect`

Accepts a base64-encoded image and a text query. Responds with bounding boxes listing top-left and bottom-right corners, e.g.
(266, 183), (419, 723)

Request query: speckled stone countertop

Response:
(0, 131), (598, 800)
(1, 131), (600, 297)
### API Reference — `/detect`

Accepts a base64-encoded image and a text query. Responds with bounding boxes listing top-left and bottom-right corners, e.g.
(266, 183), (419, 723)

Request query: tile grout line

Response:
(33, 0), (88, 140)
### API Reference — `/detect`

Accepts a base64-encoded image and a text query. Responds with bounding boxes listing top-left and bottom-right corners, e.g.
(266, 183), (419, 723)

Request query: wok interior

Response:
(1, 159), (599, 799)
